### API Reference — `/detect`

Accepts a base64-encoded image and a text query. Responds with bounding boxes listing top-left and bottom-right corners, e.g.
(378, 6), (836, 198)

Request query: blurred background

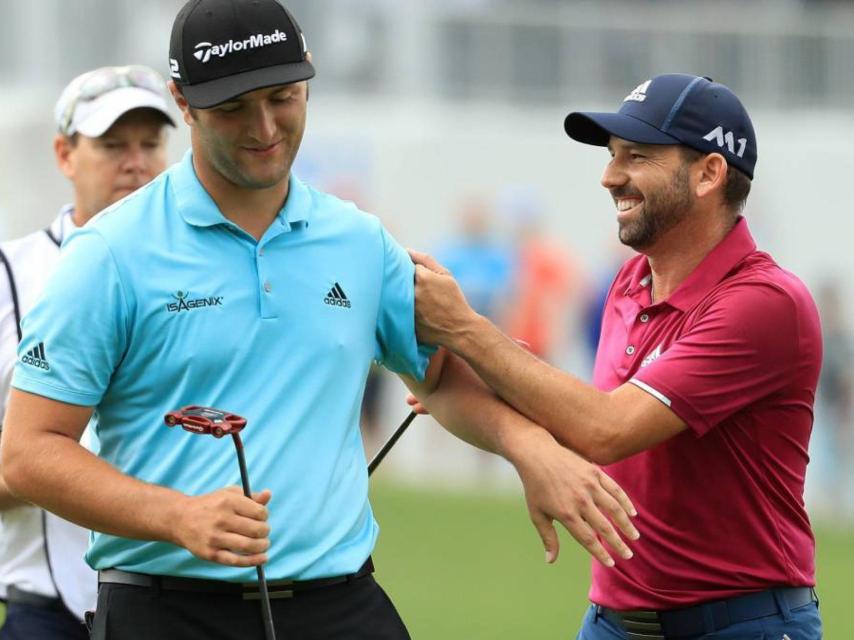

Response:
(1, 0), (853, 637)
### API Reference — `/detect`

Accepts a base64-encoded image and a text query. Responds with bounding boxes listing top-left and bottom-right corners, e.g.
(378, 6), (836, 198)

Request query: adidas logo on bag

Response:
(22, 342), (50, 371)
(324, 282), (351, 309)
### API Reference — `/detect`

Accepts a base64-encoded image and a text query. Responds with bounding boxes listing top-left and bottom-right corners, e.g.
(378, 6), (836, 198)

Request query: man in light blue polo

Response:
(0, 1), (638, 638)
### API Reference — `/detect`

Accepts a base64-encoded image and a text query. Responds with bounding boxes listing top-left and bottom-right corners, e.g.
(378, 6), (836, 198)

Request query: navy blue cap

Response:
(565, 74), (757, 179)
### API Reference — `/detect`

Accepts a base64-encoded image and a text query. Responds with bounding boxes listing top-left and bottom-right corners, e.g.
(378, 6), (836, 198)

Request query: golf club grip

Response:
(368, 411), (417, 476)
(231, 435), (277, 640)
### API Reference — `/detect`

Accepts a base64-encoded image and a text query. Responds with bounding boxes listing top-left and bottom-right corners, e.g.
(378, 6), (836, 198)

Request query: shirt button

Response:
(626, 345), (635, 356)
(259, 248), (265, 256)
(640, 313), (650, 323)
(263, 282), (272, 293)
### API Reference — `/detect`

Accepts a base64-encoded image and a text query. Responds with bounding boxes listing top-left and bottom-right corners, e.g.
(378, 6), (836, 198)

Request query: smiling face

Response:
(181, 82), (308, 192)
(601, 137), (696, 251)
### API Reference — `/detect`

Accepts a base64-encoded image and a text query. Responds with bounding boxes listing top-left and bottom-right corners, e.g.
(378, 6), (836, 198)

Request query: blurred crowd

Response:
(808, 281), (854, 518)
(321, 178), (854, 519)
(358, 188), (584, 453)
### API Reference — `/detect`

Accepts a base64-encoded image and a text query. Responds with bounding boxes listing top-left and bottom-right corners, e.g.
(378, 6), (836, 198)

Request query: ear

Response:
(695, 152), (728, 202)
(54, 134), (75, 179)
(168, 80), (194, 126)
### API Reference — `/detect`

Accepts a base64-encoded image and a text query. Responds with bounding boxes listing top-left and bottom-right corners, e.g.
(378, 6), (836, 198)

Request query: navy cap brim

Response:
(180, 60), (316, 109)
(565, 112), (681, 147)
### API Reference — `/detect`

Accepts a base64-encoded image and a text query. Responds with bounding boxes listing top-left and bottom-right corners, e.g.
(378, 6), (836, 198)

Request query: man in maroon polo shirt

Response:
(408, 74), (823, 639)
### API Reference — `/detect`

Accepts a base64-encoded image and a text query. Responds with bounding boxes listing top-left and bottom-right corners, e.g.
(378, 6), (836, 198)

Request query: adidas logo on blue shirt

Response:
(22, 341), (50, 371)
(324, 283), (351, 309)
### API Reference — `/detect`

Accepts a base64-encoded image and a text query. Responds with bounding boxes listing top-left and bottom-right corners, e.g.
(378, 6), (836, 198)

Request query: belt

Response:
(99, 557), (374, 601)
(597, 586), (818, 639)
(6, 585), (66, 610)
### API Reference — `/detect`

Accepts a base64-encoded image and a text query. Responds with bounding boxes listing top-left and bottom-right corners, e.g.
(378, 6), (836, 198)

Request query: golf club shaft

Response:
(368, 411), (417, 476)
(232, 434), (277, 640)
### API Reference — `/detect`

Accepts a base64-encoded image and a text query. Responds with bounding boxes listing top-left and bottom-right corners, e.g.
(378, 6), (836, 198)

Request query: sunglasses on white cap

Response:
(58, 65), (169, 136)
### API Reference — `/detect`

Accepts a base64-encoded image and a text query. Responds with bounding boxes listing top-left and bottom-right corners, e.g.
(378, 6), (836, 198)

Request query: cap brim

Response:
(74, 87), (176, 138)
(181, 61), (316, 109)
(564, 112), (680, 147)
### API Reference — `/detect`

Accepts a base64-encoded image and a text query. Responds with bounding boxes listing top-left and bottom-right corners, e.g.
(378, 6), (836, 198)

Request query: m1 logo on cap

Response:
(703, 126), (747, 158)
(193, 29), (289, 64)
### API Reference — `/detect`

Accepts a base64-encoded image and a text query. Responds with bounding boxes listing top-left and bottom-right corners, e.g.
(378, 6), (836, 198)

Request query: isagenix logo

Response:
(166, 291), (223, 313)
(194, 30), (289, 63)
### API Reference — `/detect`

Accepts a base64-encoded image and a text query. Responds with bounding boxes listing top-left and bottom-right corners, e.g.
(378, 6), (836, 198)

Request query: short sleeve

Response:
(12, 229), (129, 406)
(632, 283), (800, 436)
(374, 226), (434, 380)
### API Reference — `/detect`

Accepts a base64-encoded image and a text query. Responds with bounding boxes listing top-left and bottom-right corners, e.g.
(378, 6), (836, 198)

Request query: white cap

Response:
(54, 66), (176, 137)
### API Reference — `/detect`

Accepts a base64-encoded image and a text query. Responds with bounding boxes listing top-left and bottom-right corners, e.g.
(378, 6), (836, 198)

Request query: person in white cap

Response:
(0, 64), (174, 640)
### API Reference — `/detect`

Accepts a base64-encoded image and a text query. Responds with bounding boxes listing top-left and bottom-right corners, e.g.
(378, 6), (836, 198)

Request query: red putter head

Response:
(164, 405), (247, 439)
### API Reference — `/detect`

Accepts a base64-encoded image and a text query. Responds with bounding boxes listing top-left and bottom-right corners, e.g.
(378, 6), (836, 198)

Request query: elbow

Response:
(588, 446), (625, 467)
(2, 438), (34, 501)
(566, 422), (627, 466)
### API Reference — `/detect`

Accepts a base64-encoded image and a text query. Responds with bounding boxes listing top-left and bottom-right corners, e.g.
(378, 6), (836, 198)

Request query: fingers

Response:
(251, 489), (273, 506)
(409, 250), (450, 276)
(595, 474), (640, 542)
(405, 394), (429, 415)
(530, 511), (560, 564)
(600, 472), (638, 518)
(560, 470), (637, 565)
(211, 550), (269, 568)
(414, 265), (439, 284)
(577, 499), (633, 563)
(224, 512), (271, 540)
(561, 517), (616, 568)
(233, 492), (270, 521)
(213, 531), (270, 556)
(202, 510), (270, 567)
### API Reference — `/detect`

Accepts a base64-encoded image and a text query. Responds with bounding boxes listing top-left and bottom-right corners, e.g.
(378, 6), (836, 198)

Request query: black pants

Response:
(89, 574), (410, 640)
(0, 602), (89, 640)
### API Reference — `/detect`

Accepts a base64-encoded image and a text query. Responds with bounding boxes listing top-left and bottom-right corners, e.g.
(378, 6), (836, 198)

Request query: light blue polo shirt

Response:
(13, 150), (431, 582)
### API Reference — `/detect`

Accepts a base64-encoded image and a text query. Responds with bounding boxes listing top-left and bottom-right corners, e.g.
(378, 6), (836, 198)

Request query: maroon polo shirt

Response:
(590, 217), (822, 610)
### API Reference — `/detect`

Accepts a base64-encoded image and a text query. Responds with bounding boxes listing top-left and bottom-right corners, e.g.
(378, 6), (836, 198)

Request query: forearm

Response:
(411, 252), (685, 463)
(409, 351), (640, 566)
(3, 431), (187, 545)
(410, 350), (566, 465)
(449, 314), (614, 459)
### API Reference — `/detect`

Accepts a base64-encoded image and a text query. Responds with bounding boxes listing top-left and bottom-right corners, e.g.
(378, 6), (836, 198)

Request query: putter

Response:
(368, 411), (417, 476)
(164, 406), (276, 640)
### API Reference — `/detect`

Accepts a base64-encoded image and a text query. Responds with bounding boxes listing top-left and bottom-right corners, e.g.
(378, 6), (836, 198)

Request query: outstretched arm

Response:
(401, 349), (639, 567)
(409, 250), (686, 465)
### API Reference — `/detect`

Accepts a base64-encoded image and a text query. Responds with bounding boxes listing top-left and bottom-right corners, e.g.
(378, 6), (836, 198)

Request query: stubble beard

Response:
(196, 115), (306, 191)
(209, 139), (296, 191)
(617, 164), (694, 251)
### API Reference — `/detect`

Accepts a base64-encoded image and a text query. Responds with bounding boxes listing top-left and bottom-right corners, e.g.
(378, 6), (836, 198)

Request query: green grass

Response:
(1, 484), (847, 637)
(370, 482), (853, 639)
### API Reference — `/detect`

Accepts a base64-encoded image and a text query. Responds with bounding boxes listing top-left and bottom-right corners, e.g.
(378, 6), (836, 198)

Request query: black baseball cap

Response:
(169, 0), (315, 109)
(565, 74), (757, 179)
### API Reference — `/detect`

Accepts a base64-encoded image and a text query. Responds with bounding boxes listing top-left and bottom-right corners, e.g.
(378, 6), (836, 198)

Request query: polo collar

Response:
(625, 217), (757, 311)
(46, 205), (79, 247)
(666, 217), (756, 311)
(170, 150), (311, 231)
